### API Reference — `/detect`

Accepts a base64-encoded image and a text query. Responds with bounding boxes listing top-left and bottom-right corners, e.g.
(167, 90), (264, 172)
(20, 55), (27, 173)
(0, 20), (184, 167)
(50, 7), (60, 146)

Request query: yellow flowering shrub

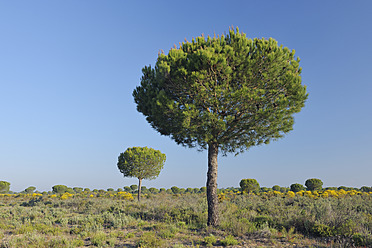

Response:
(323, 190), (338, 198)
(60, 192), (74, 200)
(304, 191), (314, 198)
(218, 193), (227, 202)
(116, 191), (134, 201)
(296, 190), (305, 196)
(286, 191), (295, 198)
(321, 192), (329, 198)
(32, 193), (42, 197)
(273, 191), (283, 197)
(0, 194), (12, 197)
(338, 189), (347, 197)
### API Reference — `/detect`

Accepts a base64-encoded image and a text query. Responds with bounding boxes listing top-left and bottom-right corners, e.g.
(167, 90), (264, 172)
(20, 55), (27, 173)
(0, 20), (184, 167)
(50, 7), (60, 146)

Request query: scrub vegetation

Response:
(0, 180), (371, 247)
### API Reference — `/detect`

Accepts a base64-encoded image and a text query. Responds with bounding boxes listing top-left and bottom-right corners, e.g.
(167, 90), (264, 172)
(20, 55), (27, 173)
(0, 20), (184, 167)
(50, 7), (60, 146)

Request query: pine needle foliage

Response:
(133, 27), (308, 225)
(133, 27), (308, 155)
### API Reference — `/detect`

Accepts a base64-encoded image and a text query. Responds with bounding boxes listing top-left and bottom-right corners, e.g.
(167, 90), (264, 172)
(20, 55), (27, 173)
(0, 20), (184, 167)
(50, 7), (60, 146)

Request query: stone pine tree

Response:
(117, 147), (166, 201)
(240, 179), (260, 194)
(305, 178), (323, 191)
(24, 186), (36, 194)
(133, 27), (308, 226)
(0, 181), (10, 193)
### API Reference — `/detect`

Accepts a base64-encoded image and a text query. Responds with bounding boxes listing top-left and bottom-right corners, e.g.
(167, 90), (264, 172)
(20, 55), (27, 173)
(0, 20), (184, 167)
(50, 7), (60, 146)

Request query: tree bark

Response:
(138, 178), (142, 201)
(207, 143), (219, 226)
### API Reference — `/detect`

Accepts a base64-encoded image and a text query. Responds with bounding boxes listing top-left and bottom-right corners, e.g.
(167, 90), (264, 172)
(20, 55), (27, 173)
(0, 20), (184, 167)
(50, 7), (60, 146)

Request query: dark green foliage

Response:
(361, 186), (372, 192)
(73, 187), (83, 193)
(325, 187), (337, 191)
(199, 187), (206, 193)
(171, 186), (181, 194)
(240, 179), (260, 193)
(311, 223), (334, 237)
(272, 185), (281, 191)
(117, 147), (166, 181)
(260, 187), (273, 192)
(107, 188), (114, 192)
(149, 187), (159, 194)
(66, 188), (74, 194)
(290, 183), (305, 192)
(352, 233), (372, 247)
(133, 27), (308, 153)
(124, 186), (131, 192)
(185, 188), (194, 193)
(24, 186), (36, 194)
(117, 147), (166, 201)
(254, 215), (273, 228)
(305, 178), (323, 191)
(130, 185), (138, 191)
(133, 27), (308, 226)
(338, 186), (355, 191)
(279, 187), (289, 193)
(159, 188), (166, 193)
(141, 186), (149, 194)
(0, 181), (10, 193)
(52, 185), (69, 194)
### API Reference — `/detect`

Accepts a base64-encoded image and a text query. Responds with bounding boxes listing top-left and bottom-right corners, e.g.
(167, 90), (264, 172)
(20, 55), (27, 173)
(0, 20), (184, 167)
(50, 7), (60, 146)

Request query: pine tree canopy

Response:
(133, 28), (308, 155)
(117, 147), (166, 180)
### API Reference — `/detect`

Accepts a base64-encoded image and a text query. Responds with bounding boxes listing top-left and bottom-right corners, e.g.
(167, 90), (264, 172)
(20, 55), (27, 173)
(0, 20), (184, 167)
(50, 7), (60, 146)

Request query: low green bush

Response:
(220, 235), (239, 246)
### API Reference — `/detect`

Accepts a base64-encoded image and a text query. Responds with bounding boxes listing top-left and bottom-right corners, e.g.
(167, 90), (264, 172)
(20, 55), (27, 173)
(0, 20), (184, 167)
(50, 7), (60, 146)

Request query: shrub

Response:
(90, 231), (107, 246)
(260, 187), (272, 192)
(171, 186), (181, 194)
(116, 191), (134, 200)
(137, 232), (165, 248)
(73, 187), (83, 193)
(360, 186), (372, 192)
(52, 185), (69, 194)
(159, 188), (166, 193)
(272, 185), (281, 191)
(220, 235), (239, 246)
(240, 179), (260, 194)
(254, 215), (273, 228)
(290, 183), (305, 193)
(0, 181), (10, 193)
(204, 234), (217, 247)
(305, 178), (323, 191)
(130, 184), (138, 191)
(25, 186), (36, 194)
(149, 187), (159, 194)
(312, 223), (334, 237)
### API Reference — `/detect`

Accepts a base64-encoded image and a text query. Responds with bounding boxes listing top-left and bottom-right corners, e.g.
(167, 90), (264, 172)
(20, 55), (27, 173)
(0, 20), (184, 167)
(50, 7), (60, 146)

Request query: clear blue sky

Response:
(1, 1), (371, 192)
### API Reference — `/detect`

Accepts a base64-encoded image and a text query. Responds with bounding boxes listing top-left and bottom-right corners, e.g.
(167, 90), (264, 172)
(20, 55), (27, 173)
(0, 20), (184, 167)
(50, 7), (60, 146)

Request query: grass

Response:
(0, 191), (371, 247)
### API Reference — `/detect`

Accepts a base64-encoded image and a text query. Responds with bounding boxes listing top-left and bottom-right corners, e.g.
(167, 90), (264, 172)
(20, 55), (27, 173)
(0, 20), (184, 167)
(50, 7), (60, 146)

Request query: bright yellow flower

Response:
(286, 191), (295, 198)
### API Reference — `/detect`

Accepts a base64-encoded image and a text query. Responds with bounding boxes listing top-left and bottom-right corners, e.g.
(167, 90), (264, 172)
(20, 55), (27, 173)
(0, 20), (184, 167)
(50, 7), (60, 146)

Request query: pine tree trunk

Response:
(207, 143), (219, 226)
(138, 178), (142, 201)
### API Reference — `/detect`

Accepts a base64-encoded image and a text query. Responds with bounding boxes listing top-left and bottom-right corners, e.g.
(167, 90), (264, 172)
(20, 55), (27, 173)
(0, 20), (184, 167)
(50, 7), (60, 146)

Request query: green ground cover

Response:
(0, 190), (371, 247)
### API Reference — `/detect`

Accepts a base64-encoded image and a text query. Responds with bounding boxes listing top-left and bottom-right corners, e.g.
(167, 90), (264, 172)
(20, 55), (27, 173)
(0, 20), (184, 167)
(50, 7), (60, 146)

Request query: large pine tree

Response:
(133, 28), (308, 226)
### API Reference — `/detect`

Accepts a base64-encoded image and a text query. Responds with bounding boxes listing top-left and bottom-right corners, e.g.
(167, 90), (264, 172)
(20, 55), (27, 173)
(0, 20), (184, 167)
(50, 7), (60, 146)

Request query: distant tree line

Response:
(1, 179), (371, 195)
(240, 178), (372, 194)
